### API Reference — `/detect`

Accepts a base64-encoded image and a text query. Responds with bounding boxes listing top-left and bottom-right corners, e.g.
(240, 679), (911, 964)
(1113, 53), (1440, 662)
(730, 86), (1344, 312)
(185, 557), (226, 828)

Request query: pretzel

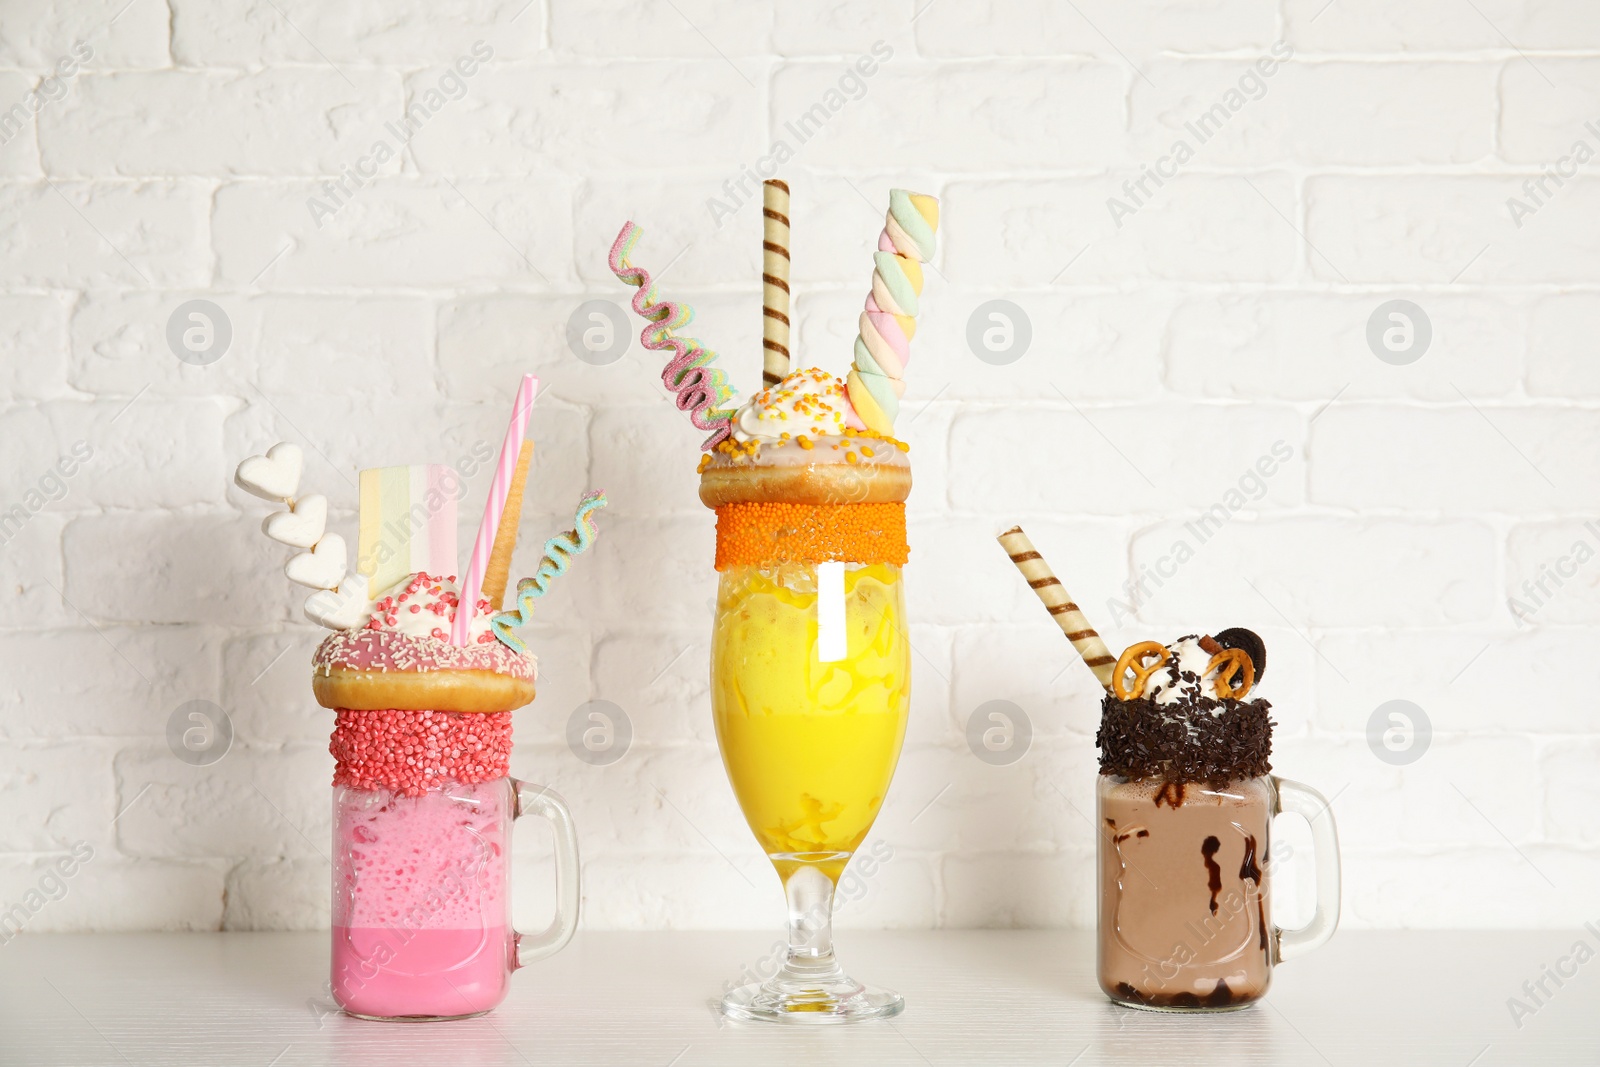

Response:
(1206, 649), (1255, 700)
(1112, 641), (1171, 701)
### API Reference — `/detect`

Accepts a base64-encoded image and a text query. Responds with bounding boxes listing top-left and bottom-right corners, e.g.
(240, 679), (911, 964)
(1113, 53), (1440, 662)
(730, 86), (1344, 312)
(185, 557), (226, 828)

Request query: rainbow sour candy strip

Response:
(490, 491), (608, 654)
(357, 464), (459, 599)
(846, 189), (940, 435)
(609, 223), (736, 450)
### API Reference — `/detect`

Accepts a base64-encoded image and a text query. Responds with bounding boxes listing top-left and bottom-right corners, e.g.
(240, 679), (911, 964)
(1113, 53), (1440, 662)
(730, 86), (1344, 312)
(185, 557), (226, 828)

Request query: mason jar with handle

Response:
(1096, 773), (1340, 1011)
(331, 773), (579, 1021)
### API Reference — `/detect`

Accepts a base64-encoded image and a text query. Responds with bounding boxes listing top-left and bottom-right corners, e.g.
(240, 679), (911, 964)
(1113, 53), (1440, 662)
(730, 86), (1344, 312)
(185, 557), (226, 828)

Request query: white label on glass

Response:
(816, 561), (847, 663)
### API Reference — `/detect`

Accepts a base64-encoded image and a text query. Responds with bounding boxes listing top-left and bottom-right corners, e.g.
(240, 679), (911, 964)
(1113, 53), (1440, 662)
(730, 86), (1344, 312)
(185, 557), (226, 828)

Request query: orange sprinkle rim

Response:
(714, 501), (909, 570)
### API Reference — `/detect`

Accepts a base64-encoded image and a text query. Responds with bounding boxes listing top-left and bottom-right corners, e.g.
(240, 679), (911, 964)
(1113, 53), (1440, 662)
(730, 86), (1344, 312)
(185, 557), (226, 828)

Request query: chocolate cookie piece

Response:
(1213, 627), (1266, 684)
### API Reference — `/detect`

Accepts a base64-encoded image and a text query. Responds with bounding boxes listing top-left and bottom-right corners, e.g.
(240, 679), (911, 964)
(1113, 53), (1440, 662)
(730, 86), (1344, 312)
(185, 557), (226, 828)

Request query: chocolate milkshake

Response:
(995, 529), (1341, 1012)
(1094, 629), (1279, 1011)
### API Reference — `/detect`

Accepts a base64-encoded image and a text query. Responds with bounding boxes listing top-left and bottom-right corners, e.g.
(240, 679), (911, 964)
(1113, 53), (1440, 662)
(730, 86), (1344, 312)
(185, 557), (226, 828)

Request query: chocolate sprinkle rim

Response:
(1096, 694), (1274, 786)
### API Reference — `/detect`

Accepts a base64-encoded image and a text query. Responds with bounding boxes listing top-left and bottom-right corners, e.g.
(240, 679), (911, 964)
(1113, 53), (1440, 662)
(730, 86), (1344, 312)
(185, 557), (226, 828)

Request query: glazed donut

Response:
(700, 457), (910, 507)
(312, 627), (535, 713)
(698, 434), (911, 507)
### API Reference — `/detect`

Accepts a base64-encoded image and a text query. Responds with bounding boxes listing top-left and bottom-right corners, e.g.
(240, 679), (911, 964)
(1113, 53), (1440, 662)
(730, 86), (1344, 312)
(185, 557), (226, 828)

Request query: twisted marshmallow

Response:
(846, 189), (940, 435)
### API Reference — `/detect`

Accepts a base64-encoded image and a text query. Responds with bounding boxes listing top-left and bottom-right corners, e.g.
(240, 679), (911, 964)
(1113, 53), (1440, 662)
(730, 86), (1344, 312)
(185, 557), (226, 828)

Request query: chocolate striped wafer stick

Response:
(761, 179), (791, 387)
(997, 525), (1115, 691)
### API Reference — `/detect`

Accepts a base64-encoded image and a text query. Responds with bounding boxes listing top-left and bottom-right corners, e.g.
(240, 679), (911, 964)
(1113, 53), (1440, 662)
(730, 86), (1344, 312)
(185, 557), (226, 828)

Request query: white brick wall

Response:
(0, 0), (1596, 935)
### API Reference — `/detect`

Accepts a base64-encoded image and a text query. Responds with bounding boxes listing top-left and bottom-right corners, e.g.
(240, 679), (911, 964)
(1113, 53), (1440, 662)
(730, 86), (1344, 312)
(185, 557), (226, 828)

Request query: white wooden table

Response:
(0, 930), (1589, 1065)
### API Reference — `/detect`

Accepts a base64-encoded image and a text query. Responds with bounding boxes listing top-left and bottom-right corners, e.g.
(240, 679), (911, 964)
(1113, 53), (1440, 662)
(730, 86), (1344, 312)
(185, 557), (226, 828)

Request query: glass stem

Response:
(780, 864), (842, 980)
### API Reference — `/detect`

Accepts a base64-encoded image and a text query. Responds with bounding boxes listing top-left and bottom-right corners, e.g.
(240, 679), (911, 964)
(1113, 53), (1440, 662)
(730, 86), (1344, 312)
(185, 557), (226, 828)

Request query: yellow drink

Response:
(711, 563), (910, 881)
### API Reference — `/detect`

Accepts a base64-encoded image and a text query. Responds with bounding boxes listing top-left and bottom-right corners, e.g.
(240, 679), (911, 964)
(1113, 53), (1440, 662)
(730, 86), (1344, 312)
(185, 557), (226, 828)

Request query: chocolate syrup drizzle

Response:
(1240, 833), (1268, 952)
(1200, 835), (1223, 915)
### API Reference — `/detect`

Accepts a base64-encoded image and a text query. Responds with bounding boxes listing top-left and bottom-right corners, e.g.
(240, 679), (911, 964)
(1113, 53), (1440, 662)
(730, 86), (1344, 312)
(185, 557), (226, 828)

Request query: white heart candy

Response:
(236, 442), (304, 502)
(305, 573), (370, 630)
(263, 494), (327, 549)
(285, 533), (346, 590)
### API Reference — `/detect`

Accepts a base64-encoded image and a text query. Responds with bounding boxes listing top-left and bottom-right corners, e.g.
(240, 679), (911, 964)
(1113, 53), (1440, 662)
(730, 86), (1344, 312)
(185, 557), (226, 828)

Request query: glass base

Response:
(720, 972), (904, 1024)
(1108, 997), (1258, 1015)
(342, 1009), (493, 1023)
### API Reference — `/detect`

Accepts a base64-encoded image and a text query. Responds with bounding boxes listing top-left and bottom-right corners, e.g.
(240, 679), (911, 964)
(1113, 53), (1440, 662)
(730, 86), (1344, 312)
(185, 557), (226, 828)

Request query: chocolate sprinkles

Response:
(1096, 694), (1274, 785)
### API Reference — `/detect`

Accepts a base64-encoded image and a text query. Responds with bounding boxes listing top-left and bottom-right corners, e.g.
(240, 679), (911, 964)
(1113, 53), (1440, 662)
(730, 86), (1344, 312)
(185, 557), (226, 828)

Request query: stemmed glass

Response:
(710, 559), (910, 1022)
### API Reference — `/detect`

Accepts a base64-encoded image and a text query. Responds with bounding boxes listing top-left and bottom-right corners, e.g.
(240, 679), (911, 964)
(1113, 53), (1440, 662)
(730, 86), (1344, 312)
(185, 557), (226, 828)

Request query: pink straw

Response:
(452, 373), (538, 645)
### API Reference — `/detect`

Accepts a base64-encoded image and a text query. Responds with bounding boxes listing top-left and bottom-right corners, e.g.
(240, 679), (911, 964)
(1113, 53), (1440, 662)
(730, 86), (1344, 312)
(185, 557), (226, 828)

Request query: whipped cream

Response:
(732, 367), (864, 443)
(703, 432), (908, 470)
(361, 571), (495, 644)
(1143, 635), (1221, 708)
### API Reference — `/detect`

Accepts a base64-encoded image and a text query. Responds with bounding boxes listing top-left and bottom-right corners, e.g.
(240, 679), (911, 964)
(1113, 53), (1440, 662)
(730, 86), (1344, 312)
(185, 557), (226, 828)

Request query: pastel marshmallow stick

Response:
(357, 465), (459, 599)
(852, 308), (911, 397)
(882, 195), (937, 262)
(870, 249), (924, 318)
(847, 190), (939, 435)
(847, 291), (919, 429)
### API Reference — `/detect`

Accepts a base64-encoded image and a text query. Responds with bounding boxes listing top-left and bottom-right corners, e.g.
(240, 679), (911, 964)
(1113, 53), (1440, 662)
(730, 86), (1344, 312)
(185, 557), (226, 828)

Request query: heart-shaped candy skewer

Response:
(263, 494), (328, 549)
(236, 442), (304, 502)
(305, 573), (370, 630)
(286, 533), (346, 590)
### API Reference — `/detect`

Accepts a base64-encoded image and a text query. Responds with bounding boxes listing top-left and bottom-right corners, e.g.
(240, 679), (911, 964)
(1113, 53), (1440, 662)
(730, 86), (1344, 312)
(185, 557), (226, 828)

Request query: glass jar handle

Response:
(1271, 775), (1341, 963)
(509, 778), (581, 968)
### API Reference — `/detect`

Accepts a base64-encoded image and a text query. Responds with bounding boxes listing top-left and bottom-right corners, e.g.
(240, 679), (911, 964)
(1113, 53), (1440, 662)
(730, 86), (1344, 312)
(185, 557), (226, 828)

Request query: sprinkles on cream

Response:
(734, 367), (862, 441)
(701, 367), (912, 476)
(313, 571), (535, 680)
(363, 571), (495, 644)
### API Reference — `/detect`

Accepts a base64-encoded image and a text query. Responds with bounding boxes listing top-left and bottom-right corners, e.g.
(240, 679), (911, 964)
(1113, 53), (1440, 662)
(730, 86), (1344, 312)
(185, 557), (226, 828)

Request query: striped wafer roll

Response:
(997, 525), (1115, 691)
(762, 179), (791, 387)
(452, 374), (537, 645)
(480, 440), (533, 610)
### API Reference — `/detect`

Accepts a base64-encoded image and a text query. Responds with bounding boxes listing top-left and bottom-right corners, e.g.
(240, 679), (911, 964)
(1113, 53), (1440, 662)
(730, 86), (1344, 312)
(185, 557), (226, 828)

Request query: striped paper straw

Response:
(762, 179), (791, 387)
(996, 525), (1115, 691)
(452, 373), (539, 645)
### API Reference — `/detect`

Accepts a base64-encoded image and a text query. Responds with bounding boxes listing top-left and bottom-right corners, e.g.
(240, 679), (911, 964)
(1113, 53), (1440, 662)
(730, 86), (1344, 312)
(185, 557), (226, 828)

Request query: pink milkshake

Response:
(235, 409), (594, 1024)
(315, 574), (534, 1021)
(332, 777), (513, 1020)
(308, 575), (582, 1022)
